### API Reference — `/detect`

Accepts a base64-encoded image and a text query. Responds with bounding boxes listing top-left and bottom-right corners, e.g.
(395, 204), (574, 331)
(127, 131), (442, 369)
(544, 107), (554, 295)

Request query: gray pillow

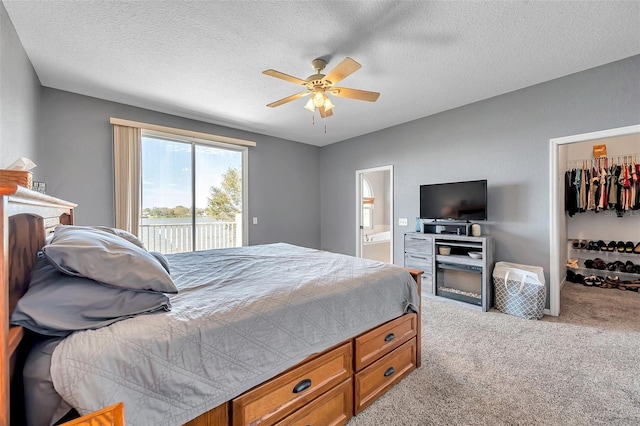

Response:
(149, 251), (170, 274)
(11, 258), (171, 337)
(43, 225), (177, 294)
(89, 225), (147, 250)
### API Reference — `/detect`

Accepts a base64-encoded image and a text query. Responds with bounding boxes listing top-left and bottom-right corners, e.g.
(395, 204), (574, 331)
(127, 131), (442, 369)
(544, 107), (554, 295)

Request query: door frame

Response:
(549, 124), (640, 316)
(355, 165), (394, 263)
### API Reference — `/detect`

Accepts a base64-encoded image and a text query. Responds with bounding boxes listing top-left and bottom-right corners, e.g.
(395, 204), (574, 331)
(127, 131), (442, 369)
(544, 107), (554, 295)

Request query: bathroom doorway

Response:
(356, 165), (393, 263)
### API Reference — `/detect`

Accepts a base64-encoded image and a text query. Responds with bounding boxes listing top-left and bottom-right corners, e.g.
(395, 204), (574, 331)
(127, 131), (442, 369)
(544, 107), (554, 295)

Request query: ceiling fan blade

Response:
(323, 57), (361, 85)
(262, 69), (308, 86)
(266, 92), (310, 108)
(318, 106), (333, 118)
(330, 87), (380, 102)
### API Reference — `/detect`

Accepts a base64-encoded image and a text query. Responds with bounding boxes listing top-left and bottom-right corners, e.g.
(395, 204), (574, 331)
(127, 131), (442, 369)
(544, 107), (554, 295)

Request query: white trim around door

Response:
(356, 165), (394, 263)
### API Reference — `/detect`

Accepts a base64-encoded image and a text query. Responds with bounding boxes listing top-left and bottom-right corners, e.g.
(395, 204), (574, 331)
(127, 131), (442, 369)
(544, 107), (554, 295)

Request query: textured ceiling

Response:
(4, 1), (640, 146)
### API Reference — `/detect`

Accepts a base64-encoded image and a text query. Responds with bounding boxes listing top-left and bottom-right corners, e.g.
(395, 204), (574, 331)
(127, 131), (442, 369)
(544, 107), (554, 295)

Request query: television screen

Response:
(420, 180), (487, 220)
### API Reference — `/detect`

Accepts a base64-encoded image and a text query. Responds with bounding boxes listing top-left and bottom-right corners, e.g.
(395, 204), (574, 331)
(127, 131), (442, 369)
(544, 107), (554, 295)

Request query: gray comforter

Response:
(50, 243), (420, 425)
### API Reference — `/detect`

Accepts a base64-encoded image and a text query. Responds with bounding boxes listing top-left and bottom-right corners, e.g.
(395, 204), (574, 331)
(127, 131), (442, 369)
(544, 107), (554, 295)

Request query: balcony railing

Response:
(139, 221), (239, 254)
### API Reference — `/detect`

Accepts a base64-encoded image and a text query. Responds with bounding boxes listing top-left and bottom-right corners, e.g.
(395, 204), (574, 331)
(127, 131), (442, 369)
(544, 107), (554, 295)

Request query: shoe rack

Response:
(567, 239), (640, 290)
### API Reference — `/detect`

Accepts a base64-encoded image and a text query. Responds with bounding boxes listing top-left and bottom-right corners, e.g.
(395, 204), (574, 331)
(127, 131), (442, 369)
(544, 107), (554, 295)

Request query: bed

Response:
(0, 185), (422, 426)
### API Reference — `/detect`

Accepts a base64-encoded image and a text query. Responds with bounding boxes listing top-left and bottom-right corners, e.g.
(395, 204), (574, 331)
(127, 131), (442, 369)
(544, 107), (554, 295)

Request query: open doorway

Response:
(549, 124), (640, 316)
(356, 166), (393, 263)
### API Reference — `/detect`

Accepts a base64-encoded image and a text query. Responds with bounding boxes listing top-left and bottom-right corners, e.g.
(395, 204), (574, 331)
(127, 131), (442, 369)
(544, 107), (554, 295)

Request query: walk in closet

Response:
(561, 133), (640, 293)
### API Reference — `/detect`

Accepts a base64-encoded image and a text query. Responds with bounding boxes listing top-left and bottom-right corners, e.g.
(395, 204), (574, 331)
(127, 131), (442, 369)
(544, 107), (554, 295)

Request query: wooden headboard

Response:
(0, 185), (76, 426)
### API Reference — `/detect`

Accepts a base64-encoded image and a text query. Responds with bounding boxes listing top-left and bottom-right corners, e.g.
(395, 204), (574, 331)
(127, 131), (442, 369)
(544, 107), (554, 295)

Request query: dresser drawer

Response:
(354, 338), (417, 414)
(354, 313), (417, 371)
(275, 379), (353, 426)
(232, 342), (352, 426)
(404, 234), (433, 254)
(404, 253), (433, 274)
(421, 273), (434, 295)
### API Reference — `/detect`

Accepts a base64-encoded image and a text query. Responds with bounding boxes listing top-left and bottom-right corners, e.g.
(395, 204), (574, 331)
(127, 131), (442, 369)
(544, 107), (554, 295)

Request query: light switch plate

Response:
(399, 218), (408, 226)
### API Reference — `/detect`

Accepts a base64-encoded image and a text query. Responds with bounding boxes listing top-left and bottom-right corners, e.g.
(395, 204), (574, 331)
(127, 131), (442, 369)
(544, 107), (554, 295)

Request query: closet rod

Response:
(566, 152), (640, 168)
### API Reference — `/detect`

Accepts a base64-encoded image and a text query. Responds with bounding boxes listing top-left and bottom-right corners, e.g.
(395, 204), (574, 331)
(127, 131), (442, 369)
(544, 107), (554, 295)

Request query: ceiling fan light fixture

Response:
(304, 98), (315, 112)
(312, 91), (325, 108)
(323, 97), (334, 112)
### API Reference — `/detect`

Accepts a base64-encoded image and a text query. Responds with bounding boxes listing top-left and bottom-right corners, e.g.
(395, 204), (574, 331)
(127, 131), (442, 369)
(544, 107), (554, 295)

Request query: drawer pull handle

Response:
(292, 378), (312, 393)
(384, 333), (395, 342)
(384, 366), (395, 377)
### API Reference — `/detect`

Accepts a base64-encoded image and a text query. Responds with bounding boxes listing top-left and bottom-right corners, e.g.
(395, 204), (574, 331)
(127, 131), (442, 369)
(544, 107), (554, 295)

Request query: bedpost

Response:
(1, 194), (9, 426)
(405, 268), (422, 368)
(0, 185), (76, 425)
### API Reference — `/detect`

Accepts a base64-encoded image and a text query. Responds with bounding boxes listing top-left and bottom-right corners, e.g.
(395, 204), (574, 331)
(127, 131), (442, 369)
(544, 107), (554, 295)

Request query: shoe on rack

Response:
(584, 259), (594, 269)
(598, 240), (606, 251)
(625, 241), (635, 253)
(634, 242), (640, 254)
(625, 261), (635, 273)
(617, 241), (626, 253)
(594, 258), (606, 270)
(605, 276), (620, 289)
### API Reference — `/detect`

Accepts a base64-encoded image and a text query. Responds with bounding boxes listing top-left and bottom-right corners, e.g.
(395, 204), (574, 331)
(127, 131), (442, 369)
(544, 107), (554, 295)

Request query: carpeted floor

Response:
(348, 283), (640, 425)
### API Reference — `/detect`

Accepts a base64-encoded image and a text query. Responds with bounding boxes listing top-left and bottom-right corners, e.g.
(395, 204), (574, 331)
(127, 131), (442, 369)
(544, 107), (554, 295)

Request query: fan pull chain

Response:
(312, 114), (315, 125)
(324, 123), (327, 134)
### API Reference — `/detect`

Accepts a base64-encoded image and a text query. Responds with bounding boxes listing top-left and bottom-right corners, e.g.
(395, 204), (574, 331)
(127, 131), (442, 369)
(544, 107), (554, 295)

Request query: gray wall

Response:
(320, 55), (640, 292)
(0, 1), (40, 168)
(39, 88), (321, 248)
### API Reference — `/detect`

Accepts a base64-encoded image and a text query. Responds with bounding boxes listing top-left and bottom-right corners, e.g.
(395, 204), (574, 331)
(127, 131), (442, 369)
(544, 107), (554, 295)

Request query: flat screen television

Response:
(420, 179), (487, 221)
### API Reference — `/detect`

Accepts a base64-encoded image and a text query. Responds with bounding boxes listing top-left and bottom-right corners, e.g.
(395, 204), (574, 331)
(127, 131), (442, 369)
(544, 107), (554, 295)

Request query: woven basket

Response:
(0, 170), (33, 189)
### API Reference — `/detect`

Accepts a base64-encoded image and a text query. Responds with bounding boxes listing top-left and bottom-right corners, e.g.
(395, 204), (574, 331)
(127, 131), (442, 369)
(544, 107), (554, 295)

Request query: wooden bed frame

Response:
(0, 185), (422, 426)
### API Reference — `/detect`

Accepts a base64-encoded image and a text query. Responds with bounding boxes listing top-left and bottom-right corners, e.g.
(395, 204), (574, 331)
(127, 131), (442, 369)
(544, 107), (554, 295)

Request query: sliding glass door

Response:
(140, 132), (245, 253)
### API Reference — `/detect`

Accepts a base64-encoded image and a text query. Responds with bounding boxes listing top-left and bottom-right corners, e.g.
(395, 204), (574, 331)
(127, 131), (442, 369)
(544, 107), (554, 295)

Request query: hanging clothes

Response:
(598, 166), (607, 210)
(565, 169), (578, 216)
(609, 165), (619, 212)
(632, 163), (640, 210)
(565, 153), (640, 218)
(587, 167), (599, 212)
(580, 167), (588, 211)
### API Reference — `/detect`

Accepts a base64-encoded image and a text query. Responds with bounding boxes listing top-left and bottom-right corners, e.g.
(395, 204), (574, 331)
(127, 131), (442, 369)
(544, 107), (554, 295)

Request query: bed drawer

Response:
(60, 402), (124, 426)
(232, 342), (352, 426)
(354, 338), (417, 414)
(354, 313), (417, 371)
(275, 378), (353, 426)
